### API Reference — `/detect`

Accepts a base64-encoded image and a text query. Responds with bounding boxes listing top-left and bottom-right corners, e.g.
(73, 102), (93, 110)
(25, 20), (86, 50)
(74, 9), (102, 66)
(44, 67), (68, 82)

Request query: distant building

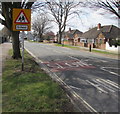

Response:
(44, 31), (55, 43)
(64, 28), (83, 45)
(82, 23), (120, 49)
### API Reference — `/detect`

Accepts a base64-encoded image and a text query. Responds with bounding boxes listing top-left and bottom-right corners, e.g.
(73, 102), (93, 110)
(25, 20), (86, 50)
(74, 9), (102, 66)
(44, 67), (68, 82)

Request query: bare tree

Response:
(32, 13), (52, 42)
(86, 0), (120, 19)
(0, 1), (35, 59)
(45, 0), (82, 44)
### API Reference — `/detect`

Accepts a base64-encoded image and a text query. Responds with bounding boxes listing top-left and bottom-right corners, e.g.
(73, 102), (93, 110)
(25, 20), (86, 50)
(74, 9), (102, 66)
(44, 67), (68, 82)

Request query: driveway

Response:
(25, 41), (119, 112)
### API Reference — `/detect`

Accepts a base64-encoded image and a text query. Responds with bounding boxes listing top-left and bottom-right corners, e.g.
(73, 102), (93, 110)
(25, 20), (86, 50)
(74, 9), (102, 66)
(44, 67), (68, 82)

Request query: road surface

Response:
(25, 41), (119, 112)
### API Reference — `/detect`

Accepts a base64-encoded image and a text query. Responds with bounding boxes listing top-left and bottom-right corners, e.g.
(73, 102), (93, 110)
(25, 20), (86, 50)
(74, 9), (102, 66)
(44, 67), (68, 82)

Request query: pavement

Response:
(0, 42), (12, 113)
(0, 42), (12, 77)
(25, 41), (119, 112)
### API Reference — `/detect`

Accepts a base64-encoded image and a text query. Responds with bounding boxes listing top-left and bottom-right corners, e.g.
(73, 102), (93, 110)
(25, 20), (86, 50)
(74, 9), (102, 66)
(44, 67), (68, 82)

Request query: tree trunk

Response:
(11, 31), (21, 59)
(58, 31), (62, 44)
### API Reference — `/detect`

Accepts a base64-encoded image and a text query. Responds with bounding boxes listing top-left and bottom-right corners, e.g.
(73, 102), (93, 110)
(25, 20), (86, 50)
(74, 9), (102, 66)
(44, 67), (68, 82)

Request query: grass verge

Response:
(92, 49), (119, 55)
(2, 50), (73, 112)
(55, 43), (119, 56)
(55, 44), (80, 49)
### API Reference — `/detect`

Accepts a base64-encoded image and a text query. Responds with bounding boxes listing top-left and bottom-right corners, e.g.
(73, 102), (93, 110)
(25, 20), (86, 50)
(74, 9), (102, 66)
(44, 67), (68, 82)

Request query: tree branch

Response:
(0, 18), (6, 27)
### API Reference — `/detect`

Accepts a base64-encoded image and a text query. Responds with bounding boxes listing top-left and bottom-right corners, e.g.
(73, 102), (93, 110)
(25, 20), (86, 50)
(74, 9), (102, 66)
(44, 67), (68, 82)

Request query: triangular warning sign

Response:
(14, 10), (30, 24)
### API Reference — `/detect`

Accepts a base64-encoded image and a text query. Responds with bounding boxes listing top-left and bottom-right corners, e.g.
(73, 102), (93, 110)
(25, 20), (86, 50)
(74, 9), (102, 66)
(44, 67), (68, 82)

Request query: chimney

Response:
(97, 23), (101, 30)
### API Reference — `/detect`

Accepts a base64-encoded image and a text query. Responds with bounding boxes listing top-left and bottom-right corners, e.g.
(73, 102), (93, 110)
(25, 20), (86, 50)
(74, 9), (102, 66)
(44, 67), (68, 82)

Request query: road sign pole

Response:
(12, 8), (31, 71)
(22, 31), (24, 71)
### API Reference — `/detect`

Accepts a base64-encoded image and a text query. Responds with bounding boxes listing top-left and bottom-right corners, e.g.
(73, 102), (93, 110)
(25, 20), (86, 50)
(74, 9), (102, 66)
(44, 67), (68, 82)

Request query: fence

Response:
(106, 42), (120, 53)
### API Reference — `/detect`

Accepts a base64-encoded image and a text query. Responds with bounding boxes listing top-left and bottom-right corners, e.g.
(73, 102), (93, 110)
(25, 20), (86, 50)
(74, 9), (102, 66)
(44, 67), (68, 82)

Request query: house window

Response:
(81, 39), (86, 43)
(99, 38), (102, 44)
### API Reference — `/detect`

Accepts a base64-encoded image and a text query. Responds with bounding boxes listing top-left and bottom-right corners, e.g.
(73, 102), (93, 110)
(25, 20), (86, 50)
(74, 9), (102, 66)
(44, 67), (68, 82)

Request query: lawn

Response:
(92, 49), (118, 55)
(55, 44), (80, 49)
(2, 50), (73, 112)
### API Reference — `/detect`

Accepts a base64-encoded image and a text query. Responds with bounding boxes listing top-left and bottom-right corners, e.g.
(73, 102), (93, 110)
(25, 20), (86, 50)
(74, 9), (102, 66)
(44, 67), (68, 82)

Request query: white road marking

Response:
(69, 85), (82, 90)
(55, 63), (64, 69)
(68, 56), (91, 67)
(77, 61), (89, 66)
(94, 79), (116, 93)
(68, 56), (80, 61)
(102, 67), (120, 69)
(65, 63), (73, 67)
(101, 67), (120, 76)
(92, 58), (108, 63)
(86, 80), (108, 94)
(100, 79), (119, 89)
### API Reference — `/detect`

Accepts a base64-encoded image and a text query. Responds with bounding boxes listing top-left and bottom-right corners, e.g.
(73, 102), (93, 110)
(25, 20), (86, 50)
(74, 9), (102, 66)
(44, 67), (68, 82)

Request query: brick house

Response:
(82, 23), (120, 49)
(64, 28), (83, 45)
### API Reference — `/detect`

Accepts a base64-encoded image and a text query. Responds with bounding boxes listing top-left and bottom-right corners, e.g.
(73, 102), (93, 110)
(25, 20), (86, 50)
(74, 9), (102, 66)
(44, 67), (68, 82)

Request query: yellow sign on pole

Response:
(13, 8), (31, 31)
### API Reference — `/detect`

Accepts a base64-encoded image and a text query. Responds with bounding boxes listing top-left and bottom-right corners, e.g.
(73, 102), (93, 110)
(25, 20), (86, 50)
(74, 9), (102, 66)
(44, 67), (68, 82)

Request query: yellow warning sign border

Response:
(13, 8), (31, 31)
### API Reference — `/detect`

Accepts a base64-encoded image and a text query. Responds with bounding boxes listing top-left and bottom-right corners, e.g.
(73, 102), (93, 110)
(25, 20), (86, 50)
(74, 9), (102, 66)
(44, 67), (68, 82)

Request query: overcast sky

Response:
(0, 1), (118, 34)
(67, 7), (118, 32)
(32, 0), (118, 33)
(50, 7), (118, 33)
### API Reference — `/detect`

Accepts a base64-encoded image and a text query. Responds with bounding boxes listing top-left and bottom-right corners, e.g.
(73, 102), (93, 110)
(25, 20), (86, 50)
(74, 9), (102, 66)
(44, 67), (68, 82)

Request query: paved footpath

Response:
(0, 43), (12, 77)
(0, 42), (12, 113)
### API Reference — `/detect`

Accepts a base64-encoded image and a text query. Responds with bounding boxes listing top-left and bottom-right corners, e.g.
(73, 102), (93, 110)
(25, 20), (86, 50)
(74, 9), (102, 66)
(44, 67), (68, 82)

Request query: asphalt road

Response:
(25, 41), (119, 112)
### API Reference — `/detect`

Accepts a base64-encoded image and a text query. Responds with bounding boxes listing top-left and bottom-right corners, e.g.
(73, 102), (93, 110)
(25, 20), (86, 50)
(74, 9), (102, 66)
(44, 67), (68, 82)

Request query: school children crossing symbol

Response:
(15, 10), (30, 24)
(13, 9), (31, 31)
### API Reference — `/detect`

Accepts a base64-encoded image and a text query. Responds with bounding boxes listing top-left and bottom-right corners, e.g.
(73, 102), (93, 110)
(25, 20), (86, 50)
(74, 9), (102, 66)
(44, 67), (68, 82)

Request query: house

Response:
(82, 23), (120, 49)
(43, 31), (55, 43)
(64, 28), (83, 45)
